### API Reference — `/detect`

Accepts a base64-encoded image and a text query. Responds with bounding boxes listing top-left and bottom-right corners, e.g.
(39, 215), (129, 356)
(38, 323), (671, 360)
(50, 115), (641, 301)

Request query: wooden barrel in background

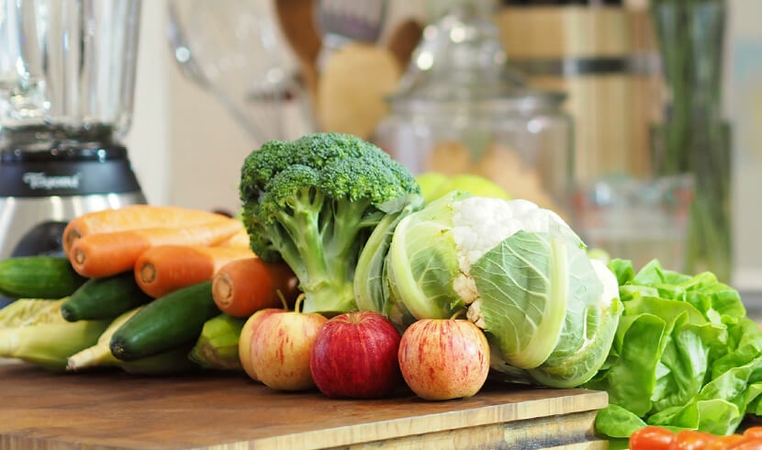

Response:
(495, 5), (664, 185)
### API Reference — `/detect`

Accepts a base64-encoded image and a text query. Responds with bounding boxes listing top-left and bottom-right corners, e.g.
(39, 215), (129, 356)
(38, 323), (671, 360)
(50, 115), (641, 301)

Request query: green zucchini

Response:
(109, 281), (220, 361)
(0, 255), (87, 299)
(61, 271), (153, 322)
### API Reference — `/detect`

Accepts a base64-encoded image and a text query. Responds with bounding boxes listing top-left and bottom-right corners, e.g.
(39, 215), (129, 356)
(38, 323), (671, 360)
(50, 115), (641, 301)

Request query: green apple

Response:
(430, 174), (511, 201)
(416, 172), (450, 203)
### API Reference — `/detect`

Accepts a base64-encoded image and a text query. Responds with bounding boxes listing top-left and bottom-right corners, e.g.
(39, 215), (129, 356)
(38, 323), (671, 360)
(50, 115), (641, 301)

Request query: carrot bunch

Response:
(63, 205), (246, 279)
(63, 205), (300, 317)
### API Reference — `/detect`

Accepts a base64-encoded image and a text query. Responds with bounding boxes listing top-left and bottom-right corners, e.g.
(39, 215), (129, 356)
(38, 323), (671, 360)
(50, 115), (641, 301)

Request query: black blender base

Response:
(0, 139), (148, 261)
(0, 191), (147, 261)
(10, 221), (68, 257)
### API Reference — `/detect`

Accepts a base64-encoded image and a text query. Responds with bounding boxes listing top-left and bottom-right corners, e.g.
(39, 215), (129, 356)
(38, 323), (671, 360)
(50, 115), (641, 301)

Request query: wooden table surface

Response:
(0, 361), (610, 450)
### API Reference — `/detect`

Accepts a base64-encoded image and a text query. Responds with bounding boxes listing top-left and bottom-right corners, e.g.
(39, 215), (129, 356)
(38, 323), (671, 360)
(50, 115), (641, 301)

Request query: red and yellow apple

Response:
(398, 318), (490, 400)
(248, 310), (328, 391)
(238, 307), (284, 382)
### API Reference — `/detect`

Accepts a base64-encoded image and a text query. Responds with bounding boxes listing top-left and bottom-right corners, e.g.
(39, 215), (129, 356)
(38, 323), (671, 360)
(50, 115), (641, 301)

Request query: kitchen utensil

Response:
(316, 43), (401, 139)
(274, 0), (323, 100)
(0, 0), (147, 260)
(166, 0), (313, 144)
(312, 0), (425, 138)
(316, 0), (389, 69)
(386, 19), (425, 70)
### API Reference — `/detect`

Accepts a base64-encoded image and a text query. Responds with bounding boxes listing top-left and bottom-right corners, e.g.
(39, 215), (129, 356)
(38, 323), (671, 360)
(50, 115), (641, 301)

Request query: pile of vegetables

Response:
(235, 132), (762, 442)
(1, 131), (762, 448)
(238, 132), (622, 390)
(0, 205), (297, 373)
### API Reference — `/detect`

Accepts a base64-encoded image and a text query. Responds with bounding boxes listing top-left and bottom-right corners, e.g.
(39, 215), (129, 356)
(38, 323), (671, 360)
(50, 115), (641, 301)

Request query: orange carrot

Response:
(62, 205), (229, 256)
(215, 227), (250, 249)
(68, 217), (244, 278)
(135, 244), (256, 298)
(212, 257), (300, 318)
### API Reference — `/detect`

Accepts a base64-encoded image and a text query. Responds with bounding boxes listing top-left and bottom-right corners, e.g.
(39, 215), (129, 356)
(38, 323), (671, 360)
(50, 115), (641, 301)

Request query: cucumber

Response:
(61, 272), (153, 322)
(109, 281), (221, 361)
(0, 255), (87, 299)
(119, 343), (201, 376)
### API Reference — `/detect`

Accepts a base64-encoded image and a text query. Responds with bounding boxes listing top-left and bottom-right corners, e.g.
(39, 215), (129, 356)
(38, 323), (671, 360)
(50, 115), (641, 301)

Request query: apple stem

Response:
(276, 290), (290, 310)
(293, 293), (306, 313)
(450, 309), (466, 320)
(348, 311), (362, 324)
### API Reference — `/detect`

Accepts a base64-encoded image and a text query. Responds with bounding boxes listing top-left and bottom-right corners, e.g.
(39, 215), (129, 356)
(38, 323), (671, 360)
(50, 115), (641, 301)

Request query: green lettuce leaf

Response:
(590, 258), (762, 439)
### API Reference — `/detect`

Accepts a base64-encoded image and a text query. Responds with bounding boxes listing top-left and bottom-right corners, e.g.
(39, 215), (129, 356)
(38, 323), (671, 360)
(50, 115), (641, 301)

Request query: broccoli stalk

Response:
(239, 133), (422, 315)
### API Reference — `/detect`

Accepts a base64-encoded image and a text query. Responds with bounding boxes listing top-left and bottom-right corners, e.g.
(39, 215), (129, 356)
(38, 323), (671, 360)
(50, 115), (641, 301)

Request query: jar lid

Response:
(387, 0), (566, 113)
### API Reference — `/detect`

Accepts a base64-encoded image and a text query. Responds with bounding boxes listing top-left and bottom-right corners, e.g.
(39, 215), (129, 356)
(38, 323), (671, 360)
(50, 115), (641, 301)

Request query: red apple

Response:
(249, 310), (328, 391)
(398, 318), (490, 401)
(238, 307), (284, 382)
(310, 311), (402, 398)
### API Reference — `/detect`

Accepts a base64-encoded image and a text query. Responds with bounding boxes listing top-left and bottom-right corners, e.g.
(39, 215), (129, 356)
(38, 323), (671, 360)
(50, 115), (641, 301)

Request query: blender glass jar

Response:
(0, 0), (146, 261)
(373, 0), (575, 216)
(0, 0), (142, 149)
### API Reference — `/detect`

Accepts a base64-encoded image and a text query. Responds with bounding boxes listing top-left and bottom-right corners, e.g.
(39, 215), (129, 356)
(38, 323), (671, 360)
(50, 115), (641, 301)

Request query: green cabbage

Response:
(367, 191), (623, 388)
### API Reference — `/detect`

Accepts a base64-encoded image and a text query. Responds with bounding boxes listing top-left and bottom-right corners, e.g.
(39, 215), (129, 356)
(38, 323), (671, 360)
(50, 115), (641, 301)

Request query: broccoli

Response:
(239, 132), (422, 315)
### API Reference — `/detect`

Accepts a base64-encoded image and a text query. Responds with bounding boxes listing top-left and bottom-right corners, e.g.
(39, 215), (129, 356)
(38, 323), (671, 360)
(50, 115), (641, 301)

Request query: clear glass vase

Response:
(650, 0), (732, 281)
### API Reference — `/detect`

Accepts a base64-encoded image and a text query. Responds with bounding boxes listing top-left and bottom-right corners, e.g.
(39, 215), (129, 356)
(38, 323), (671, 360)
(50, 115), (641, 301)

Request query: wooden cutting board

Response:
(0, 361), (609, 449)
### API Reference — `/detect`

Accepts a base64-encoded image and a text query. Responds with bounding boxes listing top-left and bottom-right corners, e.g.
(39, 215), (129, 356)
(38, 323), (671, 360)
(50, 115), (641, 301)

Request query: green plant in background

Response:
(650, 0), (732, 282)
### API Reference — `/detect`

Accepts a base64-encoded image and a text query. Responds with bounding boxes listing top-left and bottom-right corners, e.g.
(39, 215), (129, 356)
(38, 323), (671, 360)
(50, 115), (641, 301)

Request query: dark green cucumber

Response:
(118, 343), (201, 376)
(60, 272), (153, 322)
(109, 281), (220, 362)
(0, 255), (87, 299)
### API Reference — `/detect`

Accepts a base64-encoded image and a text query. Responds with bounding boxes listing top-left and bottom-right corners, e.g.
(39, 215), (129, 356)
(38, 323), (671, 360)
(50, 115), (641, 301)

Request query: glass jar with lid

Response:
(373, 0), (575, 217)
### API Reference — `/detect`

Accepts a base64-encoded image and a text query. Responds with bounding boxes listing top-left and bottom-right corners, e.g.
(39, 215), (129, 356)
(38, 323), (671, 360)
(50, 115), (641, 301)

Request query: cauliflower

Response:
(451, 197), (574, 305)
(378, 191), (622, 388)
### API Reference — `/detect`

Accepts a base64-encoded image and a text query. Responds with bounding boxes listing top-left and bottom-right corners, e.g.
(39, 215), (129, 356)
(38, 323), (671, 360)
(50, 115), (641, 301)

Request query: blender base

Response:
(0, 191), (147, 260)
(0, 141), (148, 260)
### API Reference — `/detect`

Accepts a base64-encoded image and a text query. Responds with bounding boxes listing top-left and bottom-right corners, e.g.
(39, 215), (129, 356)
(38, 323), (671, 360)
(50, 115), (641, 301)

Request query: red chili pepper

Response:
(629, 425), (676, 450)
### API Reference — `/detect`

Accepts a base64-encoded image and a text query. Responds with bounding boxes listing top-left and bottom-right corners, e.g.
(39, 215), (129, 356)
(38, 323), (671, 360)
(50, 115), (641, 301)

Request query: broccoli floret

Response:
(239, 132), (422, 314)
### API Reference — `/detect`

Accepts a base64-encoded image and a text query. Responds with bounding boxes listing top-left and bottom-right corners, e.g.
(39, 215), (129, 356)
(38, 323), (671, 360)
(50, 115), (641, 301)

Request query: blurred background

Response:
(122, 0), (761, 298)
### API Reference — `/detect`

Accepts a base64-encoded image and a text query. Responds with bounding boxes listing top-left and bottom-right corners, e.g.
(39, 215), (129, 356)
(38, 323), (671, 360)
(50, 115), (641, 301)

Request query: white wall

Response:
(123, 0), (173, 206)
(125, 0), (762, 289)
(125, 0), (255, 213)
(725, 0), (762, 290)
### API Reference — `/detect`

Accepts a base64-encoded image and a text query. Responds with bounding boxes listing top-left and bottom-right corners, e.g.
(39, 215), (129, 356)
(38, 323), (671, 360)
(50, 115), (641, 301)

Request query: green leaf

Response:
(473, 232), (575, 370)
(594, 404), (647, 439)
(592, 257), (762, 440)
(584, 313), (667, 417)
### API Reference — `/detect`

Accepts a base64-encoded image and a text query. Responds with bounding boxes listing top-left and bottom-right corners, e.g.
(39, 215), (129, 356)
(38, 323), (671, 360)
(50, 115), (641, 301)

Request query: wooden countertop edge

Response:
(0, 361), (610, 450)
(248, 390), (609, 449)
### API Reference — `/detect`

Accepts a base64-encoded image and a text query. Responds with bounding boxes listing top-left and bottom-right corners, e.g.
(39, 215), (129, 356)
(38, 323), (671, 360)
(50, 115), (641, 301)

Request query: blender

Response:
(0, 0), (147, 260)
